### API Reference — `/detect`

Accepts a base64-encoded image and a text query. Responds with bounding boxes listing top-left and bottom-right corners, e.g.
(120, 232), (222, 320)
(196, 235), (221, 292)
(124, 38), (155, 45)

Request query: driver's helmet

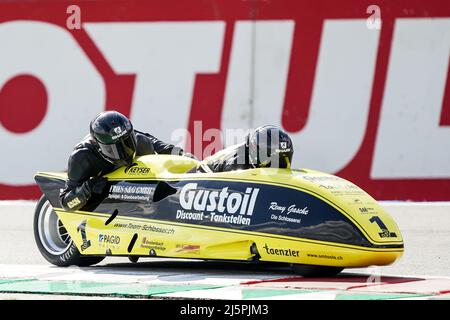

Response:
(246, 125), (293, 169)
(90, 111), (137, 167)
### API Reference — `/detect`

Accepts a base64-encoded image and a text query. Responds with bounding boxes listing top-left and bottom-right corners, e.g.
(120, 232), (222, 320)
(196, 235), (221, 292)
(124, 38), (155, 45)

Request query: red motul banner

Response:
(0, 0), (449, 200)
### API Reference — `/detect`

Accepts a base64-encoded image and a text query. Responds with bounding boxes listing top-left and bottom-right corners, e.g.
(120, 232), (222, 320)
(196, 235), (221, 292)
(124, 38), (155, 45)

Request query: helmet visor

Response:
(98, 133), (137, 166)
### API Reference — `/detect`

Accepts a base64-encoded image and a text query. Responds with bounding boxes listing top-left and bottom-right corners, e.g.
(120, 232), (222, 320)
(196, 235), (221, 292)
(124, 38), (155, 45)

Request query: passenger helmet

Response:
(90, 111), (137, 167)
(246, 125), (293, 169)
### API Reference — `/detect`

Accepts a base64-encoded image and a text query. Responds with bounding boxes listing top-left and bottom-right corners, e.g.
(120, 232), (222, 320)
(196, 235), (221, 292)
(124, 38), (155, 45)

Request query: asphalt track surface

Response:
(0, 201), (449, 300)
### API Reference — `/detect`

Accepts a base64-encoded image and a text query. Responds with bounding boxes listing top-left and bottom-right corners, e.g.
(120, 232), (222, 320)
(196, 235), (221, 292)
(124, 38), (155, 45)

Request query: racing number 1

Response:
(369, 216), (397, 238)
(77, 220), (91, 251)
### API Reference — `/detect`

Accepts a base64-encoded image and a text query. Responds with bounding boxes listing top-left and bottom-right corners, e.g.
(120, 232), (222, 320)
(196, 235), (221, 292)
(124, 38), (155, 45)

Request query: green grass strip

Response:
(0, 279), (222, 298)
(242, 288), (318, 299)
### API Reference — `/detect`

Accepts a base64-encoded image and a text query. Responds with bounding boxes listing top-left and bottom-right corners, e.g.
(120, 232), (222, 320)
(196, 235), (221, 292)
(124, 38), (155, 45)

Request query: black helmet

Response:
(246, 125), (293, 169)
(90, 111), (137, 167)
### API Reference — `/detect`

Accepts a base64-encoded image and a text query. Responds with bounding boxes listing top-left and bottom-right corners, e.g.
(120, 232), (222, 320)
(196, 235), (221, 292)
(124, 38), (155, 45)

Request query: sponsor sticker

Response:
(263, 244), (300, 257)
(67, 197), (81, 209)
(176, 183), (259, 226)
(306, 253), (344, 261)
(140, 237), (166, 251)
(175, 244), (200, 254)
(99, 234), (121, 245)
(108, 183), (155, 201)
(302, 175), (343, 183)
(111, 127), (127, 140)
(358, 207), (376, 214)
(268, 202), (309, 224)
(113, 222), (175, 235)
(98, 233), (121, 249)
(124, 163), (152, 175)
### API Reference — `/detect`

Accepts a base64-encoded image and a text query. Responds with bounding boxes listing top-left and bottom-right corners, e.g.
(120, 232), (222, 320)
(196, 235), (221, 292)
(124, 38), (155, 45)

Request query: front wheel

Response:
(33, 195), (104, 267)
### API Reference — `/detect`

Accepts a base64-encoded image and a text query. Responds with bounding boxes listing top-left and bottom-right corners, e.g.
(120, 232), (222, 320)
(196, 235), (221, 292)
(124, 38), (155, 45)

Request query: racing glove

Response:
(60, 177), (108, 211)
(85, 176), (109, 195)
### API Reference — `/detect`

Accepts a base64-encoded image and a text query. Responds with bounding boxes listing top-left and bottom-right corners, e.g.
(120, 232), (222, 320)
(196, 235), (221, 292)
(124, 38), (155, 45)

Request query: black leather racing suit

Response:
(199, 143), (255, 173)
(59, 130), (183, 211)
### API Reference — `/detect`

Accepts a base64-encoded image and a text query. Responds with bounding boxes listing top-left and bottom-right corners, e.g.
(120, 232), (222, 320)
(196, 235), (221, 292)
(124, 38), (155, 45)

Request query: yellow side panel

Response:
(102, 155), (403, 247)
(56, 210), (403, 268)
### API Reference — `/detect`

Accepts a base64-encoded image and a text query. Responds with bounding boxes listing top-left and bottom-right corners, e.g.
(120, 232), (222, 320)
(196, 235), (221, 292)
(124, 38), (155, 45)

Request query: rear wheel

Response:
(34, 195), (104, 267)
(291, 264), (344, 277)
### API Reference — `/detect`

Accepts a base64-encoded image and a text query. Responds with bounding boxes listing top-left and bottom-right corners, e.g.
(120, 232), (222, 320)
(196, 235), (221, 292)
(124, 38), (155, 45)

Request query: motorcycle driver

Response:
(59, 110), (193, 211)
(198, 125), (294, 173)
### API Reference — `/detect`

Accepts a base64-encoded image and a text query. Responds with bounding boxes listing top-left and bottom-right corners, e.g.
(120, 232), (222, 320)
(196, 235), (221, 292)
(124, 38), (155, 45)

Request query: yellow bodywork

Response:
(38, 154), (404, 268)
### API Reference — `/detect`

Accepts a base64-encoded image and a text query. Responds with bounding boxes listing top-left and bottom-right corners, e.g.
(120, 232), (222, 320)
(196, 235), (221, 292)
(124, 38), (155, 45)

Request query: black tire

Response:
(33, 195), (104, 267)
(291, 264), (344, 277)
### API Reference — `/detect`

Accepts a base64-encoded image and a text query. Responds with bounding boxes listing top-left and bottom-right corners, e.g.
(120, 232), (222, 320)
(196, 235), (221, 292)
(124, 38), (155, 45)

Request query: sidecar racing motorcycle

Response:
(33, 155), (403, 276)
